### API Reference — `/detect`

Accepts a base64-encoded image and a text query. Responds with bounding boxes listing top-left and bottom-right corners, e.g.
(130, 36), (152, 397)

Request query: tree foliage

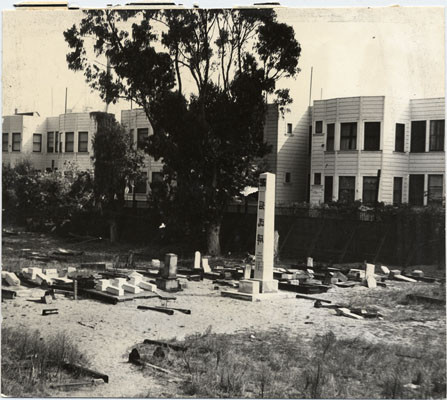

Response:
(64, 8), (301, 253)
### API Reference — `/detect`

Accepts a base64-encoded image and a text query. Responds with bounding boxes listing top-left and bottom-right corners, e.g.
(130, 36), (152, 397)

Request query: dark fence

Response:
(221, 206), (445, 268)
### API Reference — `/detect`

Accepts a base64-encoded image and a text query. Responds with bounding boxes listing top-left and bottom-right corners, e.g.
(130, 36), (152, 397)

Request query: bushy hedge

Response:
(2, 160), (95, 232)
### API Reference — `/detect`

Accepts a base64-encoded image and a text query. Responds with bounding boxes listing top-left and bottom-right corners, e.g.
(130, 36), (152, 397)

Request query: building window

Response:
(364, 122), (381, 151)
(284, 172), (291, 183)
(33, 134), (42, 152)
(65, 132), (74, 152)
(340, 123), (357, 150)
(315, 121), (323, 134)
(2, 133), (8, 152)
(55, 132), (59, 153)
(308, 126), (312, 155)
(324, 176), (333, 203)
(135, 172), (148, 194)
(78, 131), (88, 153)
(137, 128), (149, 150)
(339, 176), (355, 203)
(410, 121), (426, 153)
(428, 175), (443, 205)
(395, 124), (405, 152)
(409, 174), (425, 206)
(314, 173), (321, 185)
(393, 177), (403, 205)
(129, 129), (134, 145)
(326, 123), (334, 151)
(429, 120), (444, 151)
(286, 123), (293, 135)
(47, 132), (54, 153)
(12, 133), (21, 152)
(362, 176), (378, 205)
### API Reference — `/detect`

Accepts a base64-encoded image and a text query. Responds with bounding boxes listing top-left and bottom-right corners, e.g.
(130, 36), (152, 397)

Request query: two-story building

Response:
(309, 96), (445, 206)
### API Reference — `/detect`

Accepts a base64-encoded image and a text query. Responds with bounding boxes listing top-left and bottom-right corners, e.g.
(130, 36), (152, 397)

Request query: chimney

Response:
(14, 108), (18, 115)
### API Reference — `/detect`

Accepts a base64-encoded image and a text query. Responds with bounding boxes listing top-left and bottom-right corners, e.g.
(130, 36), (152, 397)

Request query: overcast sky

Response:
(2, 6), (445, 119)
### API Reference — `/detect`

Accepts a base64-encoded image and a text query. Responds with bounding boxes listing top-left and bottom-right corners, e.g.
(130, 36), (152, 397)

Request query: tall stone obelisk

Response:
(253, 172), (278, 293)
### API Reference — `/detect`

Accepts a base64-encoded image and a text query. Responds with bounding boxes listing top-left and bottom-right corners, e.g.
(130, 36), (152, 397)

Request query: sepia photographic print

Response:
(1, 1), (445, 398)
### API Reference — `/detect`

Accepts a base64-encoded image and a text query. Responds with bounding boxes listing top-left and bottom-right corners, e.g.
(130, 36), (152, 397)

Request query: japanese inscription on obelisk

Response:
(253, 172), (278, 293)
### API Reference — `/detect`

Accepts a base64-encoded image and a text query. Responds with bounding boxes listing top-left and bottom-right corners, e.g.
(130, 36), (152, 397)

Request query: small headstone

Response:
(243, 264), (251, 280)
(412, 270), (424, 277)
(95, 279), (110, 291)
(161, 253), (178, 279)
(307, 257), (313, 268)
(202, 257), (211, 273)
(380, 265), (390, 275)
(151, 259), (161, 268)
(365, 263), (375, 279)
(194, 251), (201, 269)
(2, 271), (20, 286)
(366, 276), (377, 288)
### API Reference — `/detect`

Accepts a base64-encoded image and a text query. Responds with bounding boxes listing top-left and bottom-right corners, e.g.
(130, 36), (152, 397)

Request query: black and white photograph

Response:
(1, 1), (445, 398)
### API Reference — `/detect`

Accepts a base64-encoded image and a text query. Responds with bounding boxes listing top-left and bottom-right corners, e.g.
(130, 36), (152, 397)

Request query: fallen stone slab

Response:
(106, 286), (124, 296)
(296, 294), (332, 303)
(393, 274), (417, 283)
(42, 308), (58, 316)
(336, 307), (364, 320)
(2, 271), (20, 287)
(122, 283), (142, 294)
(138, 281), (157, 292)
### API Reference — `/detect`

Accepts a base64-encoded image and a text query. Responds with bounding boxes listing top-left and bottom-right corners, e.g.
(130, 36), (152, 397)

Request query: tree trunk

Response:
(207, 222), (221, 256)
(109, 218), (118, 243)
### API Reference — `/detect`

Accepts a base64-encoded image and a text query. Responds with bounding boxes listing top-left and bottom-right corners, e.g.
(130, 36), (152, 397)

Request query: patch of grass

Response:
(1, 327), (89, 397)
(136, 328), (446, 398)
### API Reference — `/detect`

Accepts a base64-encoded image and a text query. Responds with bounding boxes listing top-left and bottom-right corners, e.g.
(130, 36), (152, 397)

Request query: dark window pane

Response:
(135, 172), (148, 194)
(33, 134), (42, 152)
(395, 124), (405, 152)
(2, 133), (8, 152)
(314, 173), (321, 185)
(409, 174), (424, 205)
(315, 121), (323, 134)
(287, 123), (293, 134)
(429, 120), (444, 151)
(410, 121), (426, 152)
(393, 177), (403, 205)
(12, 133), (21, 152)
(364, 122), (381, 151)
(362, 176), (378, 205)
(65, 132), (74, 153)
(285, 172), (291, 183)
(137, 128), (149, 150)
(339, 176), (355, 203)
(340, 123), (357, 150)
(78, 132), (88, 152)
(326, 123), (334, 151)
(47, 132), (54, 153)
(428, 175), (443, 205)
(324, 176), (333, 203)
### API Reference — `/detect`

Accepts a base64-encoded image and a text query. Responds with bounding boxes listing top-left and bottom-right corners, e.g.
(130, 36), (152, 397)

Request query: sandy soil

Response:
(2, 230), (445, 397)
(2, 279), (444, 398)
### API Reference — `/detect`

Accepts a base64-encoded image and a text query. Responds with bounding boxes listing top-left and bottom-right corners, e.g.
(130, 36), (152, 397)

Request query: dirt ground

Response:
(2, 230), (446, 397)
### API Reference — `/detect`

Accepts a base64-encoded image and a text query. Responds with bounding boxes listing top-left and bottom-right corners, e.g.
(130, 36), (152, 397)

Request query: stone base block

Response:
(129, 276), (143, 286)
(106, 286), (124, 296)
(111, 278), (127, 288)
(122, 283), (142, 294)
(238, 280), (260, 295)
(2, 271), (20, 286)
(254, 279), (278, 293)
(156, 278), (180, 292)
(138, 281), (157, 292)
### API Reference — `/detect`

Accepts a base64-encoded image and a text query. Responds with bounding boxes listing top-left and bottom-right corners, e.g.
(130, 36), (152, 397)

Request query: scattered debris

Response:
(78, 321), (95, 329)
(42, 309), (58, 316)
(137, 305), (174, 315)
(143, 339), (186, 352)
(335, 307), (364, 320)
(62, 363), (109, 383)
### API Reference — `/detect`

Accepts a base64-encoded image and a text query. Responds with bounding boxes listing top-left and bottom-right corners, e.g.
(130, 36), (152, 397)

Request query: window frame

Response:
(326, 123), (335, 151)
(65, 132), (74, 153)
(286, 123), (293, 135)
(362, 176), (379, 205)
(33, 134), (42, 153)
(395, 123), (405, 152)
(429, 120), (445, 152)
(340, 122), (357, 150)
(47, 132), (54, 153)
(324, 175), (333, 203)
(284, 172), (291, 184)
(78, 131), (89, 153)
(409, 174), (425, 206)
(393, 177), (403, 205)
(315, 121), (323, 134)
(428, 174), (444, 205)
(363, 121), (381, 151)
(314, 172), (321, 185)
(2, 132), (8, 152)
(410, 121), (426, 153)
(12, 132), (21, 152)
(338, 176), (356, 204)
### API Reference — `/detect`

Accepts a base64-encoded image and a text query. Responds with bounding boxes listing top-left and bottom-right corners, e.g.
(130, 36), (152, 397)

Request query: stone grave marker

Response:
(194, 251), (201, 269)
